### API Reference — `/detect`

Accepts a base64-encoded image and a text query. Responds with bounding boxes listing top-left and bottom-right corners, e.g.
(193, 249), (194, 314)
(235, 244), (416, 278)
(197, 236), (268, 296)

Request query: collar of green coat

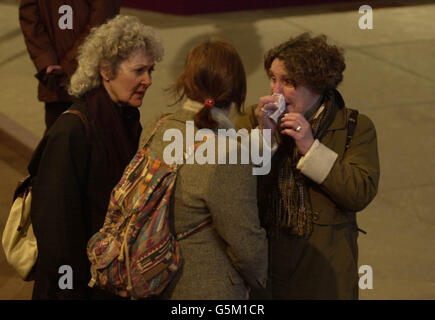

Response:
(325, 106), (347, 131)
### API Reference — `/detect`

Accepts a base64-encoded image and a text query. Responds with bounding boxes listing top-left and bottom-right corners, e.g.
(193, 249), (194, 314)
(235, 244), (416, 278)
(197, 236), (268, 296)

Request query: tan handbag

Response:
(2, 175), (37, 280)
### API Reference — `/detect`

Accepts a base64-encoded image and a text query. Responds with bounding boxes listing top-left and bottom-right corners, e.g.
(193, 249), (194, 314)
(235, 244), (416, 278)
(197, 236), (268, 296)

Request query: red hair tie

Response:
(204, 98), (215, 108)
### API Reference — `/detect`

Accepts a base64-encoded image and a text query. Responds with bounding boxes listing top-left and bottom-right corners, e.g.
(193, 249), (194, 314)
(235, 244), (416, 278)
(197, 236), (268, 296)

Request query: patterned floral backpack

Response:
(87, 116), (212, 299)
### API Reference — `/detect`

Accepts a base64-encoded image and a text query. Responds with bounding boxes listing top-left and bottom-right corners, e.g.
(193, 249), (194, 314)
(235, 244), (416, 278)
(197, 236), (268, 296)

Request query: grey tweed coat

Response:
(140, 105), (268, 300)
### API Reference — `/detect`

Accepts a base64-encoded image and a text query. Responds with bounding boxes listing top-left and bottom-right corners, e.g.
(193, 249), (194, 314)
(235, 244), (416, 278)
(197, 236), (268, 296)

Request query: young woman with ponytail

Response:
(140, 39), (268, 299)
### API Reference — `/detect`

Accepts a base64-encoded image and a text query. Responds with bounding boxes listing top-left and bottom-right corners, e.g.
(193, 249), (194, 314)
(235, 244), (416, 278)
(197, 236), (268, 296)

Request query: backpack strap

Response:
(345, 109), (359, 151)
(176, 216), (213, 241)
(144, 115), (214, 168)
(143, 115), (171, 148)
(179, 134), (213, 168)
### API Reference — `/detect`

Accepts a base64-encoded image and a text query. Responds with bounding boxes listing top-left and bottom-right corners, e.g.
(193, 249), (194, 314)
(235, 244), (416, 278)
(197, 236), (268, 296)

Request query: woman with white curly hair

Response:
(28, 15), (163, 299)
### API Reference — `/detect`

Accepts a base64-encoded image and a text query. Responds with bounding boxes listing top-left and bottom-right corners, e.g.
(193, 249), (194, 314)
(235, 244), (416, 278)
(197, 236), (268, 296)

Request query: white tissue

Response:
(265, 93), (286, 123)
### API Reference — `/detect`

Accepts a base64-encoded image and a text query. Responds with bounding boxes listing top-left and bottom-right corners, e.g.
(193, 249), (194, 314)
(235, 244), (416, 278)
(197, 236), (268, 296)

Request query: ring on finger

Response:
(295, 125), (302, 132)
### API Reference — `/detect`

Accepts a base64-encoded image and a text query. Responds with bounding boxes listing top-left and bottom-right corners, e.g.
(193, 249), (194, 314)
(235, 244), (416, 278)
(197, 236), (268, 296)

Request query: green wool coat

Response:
(235, 104), (380, 299)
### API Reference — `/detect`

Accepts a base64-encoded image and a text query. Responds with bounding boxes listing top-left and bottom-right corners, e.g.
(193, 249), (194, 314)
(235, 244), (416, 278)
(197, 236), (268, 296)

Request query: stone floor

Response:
(0, 0), (434, 299)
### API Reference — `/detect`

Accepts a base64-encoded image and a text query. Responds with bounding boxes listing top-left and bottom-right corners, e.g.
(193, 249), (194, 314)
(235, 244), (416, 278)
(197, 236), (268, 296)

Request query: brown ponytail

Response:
(171, 39), (246, 129)
(194, 105), (217, 129)
(194, 99), (217, 129)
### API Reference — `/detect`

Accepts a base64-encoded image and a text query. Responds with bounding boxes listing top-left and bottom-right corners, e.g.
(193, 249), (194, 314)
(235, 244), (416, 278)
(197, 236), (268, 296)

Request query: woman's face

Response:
(269, 58), (319, 115)
(102, 48), (155, 108)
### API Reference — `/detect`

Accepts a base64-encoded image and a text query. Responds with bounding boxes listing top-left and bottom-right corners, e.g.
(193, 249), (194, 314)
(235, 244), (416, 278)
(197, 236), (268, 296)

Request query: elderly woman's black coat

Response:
(29, 87), (141, 299)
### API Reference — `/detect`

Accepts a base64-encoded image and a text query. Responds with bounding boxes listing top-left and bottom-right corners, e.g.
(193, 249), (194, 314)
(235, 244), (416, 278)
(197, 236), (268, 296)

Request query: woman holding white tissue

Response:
(235, 33), (380, 299)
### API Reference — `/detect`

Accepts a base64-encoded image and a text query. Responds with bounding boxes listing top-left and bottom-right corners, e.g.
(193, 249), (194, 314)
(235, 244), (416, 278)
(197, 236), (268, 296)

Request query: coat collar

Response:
(326, 106), (347, 131)
(323, 89), (348, 131)
(182, 99), (204, 113)
(305, 92), (347, 131)
(171, 99), (234, 130)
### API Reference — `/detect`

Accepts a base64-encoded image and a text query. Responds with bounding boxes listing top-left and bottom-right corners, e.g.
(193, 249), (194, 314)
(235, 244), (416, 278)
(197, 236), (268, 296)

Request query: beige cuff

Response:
(296, 139), (338, 184)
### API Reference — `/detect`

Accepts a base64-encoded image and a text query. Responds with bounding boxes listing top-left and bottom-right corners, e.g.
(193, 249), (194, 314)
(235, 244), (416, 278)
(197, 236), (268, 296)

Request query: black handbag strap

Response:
(27, 108), (91, 180)
(62, 109), (90, 140)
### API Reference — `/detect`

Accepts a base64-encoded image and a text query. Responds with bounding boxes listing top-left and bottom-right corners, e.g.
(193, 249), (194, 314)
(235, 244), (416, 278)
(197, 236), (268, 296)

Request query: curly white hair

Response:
(68, 15), (164, 97)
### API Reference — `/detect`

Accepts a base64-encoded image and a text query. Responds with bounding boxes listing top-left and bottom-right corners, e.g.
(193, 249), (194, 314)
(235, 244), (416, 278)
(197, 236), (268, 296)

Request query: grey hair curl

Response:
(68, 15), (164, 97)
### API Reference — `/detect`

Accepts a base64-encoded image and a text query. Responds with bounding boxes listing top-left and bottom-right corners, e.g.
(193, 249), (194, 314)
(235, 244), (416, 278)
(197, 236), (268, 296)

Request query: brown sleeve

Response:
(19, 0), (58, 72)
(234, 104), (258, 131)
(320, 114), (380, 212)
(59, 0), (121, 76)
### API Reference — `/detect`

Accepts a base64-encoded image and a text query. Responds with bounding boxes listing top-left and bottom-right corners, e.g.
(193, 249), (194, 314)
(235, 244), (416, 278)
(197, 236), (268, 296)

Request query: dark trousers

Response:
(45, 102), (72, 131)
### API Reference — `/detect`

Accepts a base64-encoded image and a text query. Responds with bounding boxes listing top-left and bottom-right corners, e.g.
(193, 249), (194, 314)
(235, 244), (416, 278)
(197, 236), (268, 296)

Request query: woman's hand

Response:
(255, 95), (279, 135)
(46, 65), (62, 74)
(280, 112), (314, 155)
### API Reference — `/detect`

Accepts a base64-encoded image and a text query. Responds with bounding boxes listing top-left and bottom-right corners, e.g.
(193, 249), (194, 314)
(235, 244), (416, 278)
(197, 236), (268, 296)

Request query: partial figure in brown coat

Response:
(235, 33), (380, 299)
(19, 0), (121, 130)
